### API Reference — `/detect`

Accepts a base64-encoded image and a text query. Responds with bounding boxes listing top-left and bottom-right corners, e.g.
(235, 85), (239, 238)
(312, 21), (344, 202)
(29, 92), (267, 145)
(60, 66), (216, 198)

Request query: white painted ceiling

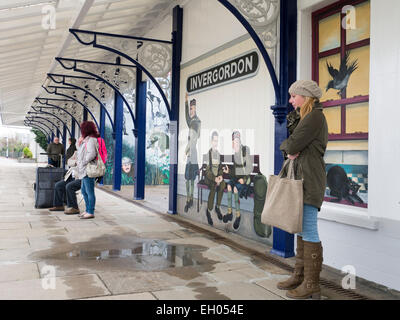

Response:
(0, 0), (181, 127)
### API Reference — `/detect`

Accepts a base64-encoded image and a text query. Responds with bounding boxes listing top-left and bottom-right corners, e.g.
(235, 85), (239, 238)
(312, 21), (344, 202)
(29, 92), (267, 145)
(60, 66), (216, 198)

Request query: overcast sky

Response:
(0, 125), (33, 140)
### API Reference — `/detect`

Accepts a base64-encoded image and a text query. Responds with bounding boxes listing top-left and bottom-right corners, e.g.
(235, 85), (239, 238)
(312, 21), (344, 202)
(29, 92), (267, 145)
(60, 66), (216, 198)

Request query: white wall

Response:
(180, 0), (247, 64)
(368, 0), (400, 222)
(144, 0), (248, 65)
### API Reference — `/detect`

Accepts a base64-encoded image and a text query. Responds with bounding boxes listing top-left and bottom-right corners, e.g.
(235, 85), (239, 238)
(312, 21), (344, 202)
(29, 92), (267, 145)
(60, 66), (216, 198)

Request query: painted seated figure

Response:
(203, 131), (226, 226)
(223, 130), (253, 230)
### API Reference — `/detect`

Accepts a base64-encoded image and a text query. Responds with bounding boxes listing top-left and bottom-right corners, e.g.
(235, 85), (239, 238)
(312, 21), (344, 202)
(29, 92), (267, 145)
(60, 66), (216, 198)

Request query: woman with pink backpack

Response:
(76, 121), (107, 219)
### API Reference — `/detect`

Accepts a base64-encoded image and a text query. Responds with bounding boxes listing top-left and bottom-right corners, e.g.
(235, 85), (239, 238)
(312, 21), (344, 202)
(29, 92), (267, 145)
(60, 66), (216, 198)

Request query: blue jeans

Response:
(298, 204), (320, 243)
(81, 176), (96, 214)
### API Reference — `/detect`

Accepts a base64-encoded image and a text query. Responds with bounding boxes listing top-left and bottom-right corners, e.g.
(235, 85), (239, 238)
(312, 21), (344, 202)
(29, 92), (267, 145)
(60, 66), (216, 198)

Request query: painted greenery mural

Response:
(102, 80), (170, 186)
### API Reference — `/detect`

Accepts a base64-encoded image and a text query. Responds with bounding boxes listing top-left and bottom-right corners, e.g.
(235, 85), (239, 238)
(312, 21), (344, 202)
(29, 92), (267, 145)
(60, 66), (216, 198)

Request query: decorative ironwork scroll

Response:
(69, 29), (173, 116)
(230, 0), (279, 66)
(55, 57), (136, 126)
(35, 97), (84, 126)
(47, 73), (115, 129)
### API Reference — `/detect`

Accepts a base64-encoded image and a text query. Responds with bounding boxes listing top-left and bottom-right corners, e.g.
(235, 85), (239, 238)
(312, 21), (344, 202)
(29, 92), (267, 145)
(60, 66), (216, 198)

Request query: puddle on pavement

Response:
(34, 237), (213, 271)
(65, 240), (204, 266)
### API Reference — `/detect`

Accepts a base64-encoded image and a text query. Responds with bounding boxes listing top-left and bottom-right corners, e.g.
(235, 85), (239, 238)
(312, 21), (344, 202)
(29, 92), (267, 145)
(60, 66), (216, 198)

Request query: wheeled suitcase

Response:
(34, 167), (65, 208)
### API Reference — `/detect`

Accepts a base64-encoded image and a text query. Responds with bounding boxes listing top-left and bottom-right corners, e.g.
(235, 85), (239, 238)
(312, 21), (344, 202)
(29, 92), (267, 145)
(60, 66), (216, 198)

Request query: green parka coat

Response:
(280, 102), (328, 210)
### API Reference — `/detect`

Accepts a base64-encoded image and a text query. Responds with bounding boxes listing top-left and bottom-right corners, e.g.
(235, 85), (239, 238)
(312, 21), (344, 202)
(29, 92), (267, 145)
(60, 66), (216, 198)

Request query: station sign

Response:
(186, 50), (259, 94)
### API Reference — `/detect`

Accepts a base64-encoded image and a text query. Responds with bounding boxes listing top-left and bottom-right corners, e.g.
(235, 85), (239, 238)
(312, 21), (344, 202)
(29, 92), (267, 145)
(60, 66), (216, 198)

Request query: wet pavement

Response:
(0, 157), (392, 300)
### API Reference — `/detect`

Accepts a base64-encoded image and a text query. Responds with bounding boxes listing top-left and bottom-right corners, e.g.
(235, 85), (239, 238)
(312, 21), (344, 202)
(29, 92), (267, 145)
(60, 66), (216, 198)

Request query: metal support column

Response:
(62, 125), (67, 169)
(113, 57), (124, 191)
(83, 108), (88, 121)
(269, 0), (298, 258)
(71, 118), (76, 139)
(133, 69), (147, 200)
(168, 5), (183, 214)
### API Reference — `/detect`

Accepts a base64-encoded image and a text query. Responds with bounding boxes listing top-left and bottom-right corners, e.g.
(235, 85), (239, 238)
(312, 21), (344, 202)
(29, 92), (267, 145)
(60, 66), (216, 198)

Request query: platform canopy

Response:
(0, 0), (183, 127)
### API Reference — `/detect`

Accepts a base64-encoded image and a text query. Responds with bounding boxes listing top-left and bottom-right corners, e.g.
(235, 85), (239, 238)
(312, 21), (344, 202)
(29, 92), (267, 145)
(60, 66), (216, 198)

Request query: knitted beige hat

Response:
(289, 80), (322, 99)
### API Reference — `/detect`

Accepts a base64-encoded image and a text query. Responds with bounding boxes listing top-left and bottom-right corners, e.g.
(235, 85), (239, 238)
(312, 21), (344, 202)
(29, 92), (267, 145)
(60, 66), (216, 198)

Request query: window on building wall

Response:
(312, 0), (370, 208)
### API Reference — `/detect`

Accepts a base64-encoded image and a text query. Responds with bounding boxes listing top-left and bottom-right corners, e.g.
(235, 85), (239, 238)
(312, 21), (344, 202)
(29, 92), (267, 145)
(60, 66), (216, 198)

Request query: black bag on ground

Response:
(34, 167), (65, 208)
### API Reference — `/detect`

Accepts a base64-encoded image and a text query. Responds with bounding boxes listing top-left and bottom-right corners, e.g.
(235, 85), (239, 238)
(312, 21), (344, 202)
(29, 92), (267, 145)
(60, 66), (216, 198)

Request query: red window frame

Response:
(312, 0), (370, 141)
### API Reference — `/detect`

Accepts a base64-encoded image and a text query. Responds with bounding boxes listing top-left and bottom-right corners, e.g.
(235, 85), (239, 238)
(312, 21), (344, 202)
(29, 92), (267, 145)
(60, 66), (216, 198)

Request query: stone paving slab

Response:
(128, 222), (185, 233)
(152, 282), (284, 300)
(0, 228), (68, 238)
(98, 270), (217, 296)
(0, 238), (30, 250)
(0, 263), (39, 282)
(207, 269), (263, 283)
(0, 216), (54, 223)
(82, 292), (156, 300)
(30, 220), (99, 230)
(0, 248), (37, 263)
(0, 274), (110, 300)
(253, 277), (293, 300)
(166, 237), (223, 249)
(0, 222), (31, 230)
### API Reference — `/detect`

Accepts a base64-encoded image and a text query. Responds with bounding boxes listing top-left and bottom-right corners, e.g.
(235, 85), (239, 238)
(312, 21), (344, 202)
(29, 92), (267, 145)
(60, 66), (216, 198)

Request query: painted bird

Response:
(326, 51), (359, 96)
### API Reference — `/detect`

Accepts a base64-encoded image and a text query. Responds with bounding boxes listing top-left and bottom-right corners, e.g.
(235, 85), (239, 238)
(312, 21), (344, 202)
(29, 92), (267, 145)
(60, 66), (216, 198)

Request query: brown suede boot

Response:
(64, 207), (80, 215)
(277, 235), (304, 290)
(286, 241), (323, 300)
(49, 206), (64, 211)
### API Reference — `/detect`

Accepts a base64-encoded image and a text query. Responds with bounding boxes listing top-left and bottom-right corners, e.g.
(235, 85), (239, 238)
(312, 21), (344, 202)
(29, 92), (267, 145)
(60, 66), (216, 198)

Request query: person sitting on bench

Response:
(48, 151), (81, 214)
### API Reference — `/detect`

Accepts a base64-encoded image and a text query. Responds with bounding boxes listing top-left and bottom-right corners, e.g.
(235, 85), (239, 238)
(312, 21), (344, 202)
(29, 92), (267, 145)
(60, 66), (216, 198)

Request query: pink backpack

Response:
(97, 137), (108, 163)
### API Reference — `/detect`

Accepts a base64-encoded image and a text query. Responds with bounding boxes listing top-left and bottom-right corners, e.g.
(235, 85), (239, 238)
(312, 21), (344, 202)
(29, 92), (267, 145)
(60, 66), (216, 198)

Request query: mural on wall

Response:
(222, 131), (253, 230)
(121, 156), (135, 185)
(102, 123), (136, 186)
(326, 51), (358, 96)
(178, 49), (272, 241)
(103, 80), (170, 186)
(183, 93), (201, 212)
(145, 80), (170, 185)
(314, 0), (370, 207)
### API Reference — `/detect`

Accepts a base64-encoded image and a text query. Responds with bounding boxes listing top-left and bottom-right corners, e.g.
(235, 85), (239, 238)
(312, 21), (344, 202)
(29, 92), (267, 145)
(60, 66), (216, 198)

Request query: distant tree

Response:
(23, 147), (33, 158)
(32, 129), (48, 151)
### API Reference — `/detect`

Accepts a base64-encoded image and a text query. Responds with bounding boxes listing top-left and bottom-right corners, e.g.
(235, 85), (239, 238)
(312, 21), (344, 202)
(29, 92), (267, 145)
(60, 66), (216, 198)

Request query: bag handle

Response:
(278, 159), (291, 179)
(278, 159), (303, 180)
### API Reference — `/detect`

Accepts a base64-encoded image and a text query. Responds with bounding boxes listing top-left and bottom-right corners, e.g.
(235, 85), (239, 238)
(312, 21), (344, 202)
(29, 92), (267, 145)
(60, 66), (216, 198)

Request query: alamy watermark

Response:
(341, 265), (357, 290)
(41, 265), (56, 290)
(342, 5), (357, 30)
(41, 4), (56, 30)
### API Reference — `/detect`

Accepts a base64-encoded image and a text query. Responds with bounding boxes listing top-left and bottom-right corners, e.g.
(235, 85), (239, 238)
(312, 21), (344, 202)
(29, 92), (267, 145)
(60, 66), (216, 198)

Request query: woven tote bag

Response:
(261, 159), (303, 234)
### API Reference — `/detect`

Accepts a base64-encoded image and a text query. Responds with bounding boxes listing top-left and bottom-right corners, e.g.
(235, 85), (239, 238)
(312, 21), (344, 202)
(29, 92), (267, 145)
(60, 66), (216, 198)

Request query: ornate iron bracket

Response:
(55, 57), (137, 127)
(69, 29), (173, 118)
(24, 121), (52, 137)
(35, 97), (82, 128)
(33, 100), (81, 129)
(27, 111), (72, 136)
(47, 73), (115, 131)
(42, 85), (100, 130)
(26, 116), (62, 137)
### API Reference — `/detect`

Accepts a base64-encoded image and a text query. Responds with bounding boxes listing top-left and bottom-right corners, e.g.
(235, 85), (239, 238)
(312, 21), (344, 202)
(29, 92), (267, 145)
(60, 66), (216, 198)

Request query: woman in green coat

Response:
(277, 80), (328, 300)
